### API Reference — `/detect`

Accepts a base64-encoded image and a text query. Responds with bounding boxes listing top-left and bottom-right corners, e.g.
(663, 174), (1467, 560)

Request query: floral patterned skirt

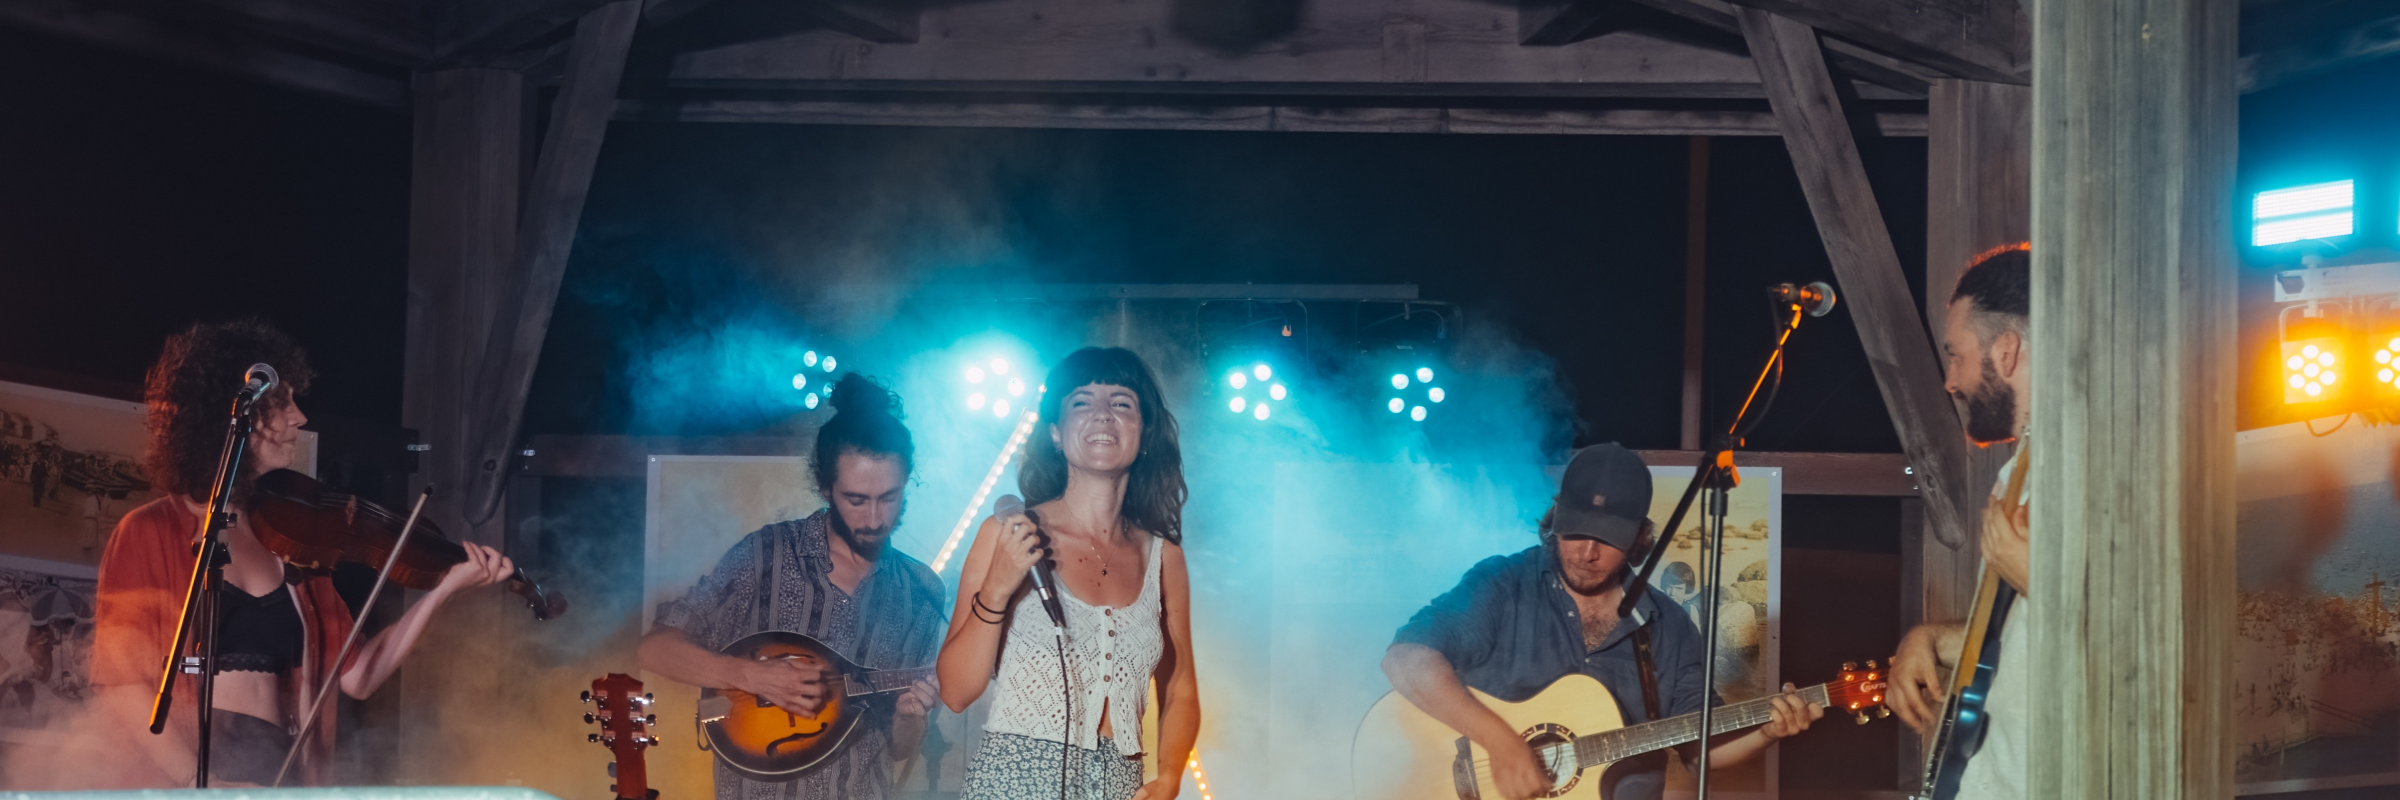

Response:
(960, 732), (1145, 800)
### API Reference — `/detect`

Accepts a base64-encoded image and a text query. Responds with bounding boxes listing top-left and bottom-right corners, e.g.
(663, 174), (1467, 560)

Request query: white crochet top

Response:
(984, 534), (1165, 755)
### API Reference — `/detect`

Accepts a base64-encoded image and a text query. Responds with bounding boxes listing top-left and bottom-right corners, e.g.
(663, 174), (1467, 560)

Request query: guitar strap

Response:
(1631, 611), (1663, 722)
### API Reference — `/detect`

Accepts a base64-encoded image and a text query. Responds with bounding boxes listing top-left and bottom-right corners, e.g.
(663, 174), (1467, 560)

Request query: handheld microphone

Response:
(994, 495), (1066, 631)
(1770, 281), (1839, 317)
(238, 363), (280, 407)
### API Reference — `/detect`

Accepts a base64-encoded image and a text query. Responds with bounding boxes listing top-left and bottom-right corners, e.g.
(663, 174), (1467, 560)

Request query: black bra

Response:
(215, 584), (304, 674)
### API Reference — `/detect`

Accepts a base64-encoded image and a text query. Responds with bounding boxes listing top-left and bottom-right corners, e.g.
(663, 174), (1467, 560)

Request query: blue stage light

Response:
(968, 392), (987, 410)
(1387, 398), (1404, 413)
(804, 392), (820, 410)
(1391, 374), (1409, 390)
(822, 356), (838, 372)
(966, 366), (986, 384)
(993, 398), (1011, 417)
(1230, 396), (1247, 413)
(804, 351), (819, 367)
(1008, 378), (1026, 397)
(792, 373), (808, 391)
(1254, 364), (1273, 381)
(991, 358), (1011, 375)
(1228, 371), (1248, 389)
(1428, 387), (1446, 403)
(1270, 383), (1287, 401)
(1410, 405), (1427, 422)
(1254, 403), (1271, 421)
(1416, 367), (1434, 383)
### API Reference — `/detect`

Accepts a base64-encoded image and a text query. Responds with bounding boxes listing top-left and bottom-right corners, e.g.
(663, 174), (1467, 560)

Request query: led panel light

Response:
(2282, 335), (2346, 405)
(2253, 180), (2356, 246)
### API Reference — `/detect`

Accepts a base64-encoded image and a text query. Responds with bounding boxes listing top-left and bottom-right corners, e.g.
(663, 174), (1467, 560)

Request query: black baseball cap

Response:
(1551, 443), (1653, 551)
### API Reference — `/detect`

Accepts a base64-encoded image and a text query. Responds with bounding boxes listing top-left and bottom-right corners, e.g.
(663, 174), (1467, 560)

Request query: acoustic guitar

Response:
(1915, 444), (2031, 799)
(582, 673), (660, 800)
(1351, 662), (1890, 799)
(696, 631), (934, 782)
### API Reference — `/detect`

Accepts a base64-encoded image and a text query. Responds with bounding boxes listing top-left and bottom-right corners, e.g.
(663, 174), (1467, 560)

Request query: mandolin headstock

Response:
(1827, 660), (1893, 725)
(582, 673), (659, 800)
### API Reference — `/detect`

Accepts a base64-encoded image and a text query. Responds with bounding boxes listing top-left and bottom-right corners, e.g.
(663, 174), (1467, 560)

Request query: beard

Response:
(828, 505), (899, 557)
(1959, 357), (2019, 444)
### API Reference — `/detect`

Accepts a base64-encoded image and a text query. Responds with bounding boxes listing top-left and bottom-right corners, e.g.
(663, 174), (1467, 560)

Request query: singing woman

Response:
(86, 319), (513, 787)
(937, 347), (1201, 800)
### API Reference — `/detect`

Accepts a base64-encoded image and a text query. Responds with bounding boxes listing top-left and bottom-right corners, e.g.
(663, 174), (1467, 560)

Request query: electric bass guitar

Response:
(581, 673), (660, 800)
(696, 630), (934, 782)
(1915, 445), (2031, 799)
(1351, 661), (1890, 799)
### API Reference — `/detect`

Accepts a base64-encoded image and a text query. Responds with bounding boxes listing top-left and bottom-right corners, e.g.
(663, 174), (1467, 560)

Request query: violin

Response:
(249, 469), (568, 621)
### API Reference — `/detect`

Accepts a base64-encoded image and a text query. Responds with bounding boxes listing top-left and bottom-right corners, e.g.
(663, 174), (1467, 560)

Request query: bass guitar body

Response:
(1352, 673), (1623, 800)
(1919, 581), (2015, 799)
(697, 630), (932, 782)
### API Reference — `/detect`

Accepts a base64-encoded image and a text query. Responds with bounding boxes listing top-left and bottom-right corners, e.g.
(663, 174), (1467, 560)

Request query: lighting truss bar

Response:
(832, 283), (1421, 302)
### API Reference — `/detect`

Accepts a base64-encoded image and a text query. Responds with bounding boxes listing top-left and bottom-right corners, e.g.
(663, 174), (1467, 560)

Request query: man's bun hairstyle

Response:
(1951, 243), (2030, 320)
(811, 373), (915, 495)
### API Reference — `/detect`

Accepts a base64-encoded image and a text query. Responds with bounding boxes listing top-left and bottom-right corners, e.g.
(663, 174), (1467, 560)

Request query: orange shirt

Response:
(90, 496), (356, 786)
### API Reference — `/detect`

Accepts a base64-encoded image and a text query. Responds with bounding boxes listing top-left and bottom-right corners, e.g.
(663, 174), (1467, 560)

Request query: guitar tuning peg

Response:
(1854, 711), (1871, 725)
(1865, 659), (1878, 669)
(588, 733), (600, 743)
(583, 713), (596, 724)
(644, 714), (658, 726)
(1841, 662), (1857, 672)
(1877, 706), (1892, 719)
(580, 691), (593, 703)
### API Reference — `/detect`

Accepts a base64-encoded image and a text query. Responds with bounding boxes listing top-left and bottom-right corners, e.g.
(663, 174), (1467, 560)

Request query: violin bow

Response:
(271, 485), (434, 787)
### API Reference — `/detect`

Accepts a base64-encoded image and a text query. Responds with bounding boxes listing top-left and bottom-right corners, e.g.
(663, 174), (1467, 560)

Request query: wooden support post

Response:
(2027, 0), (2236, 795)
(1681, 135), (1709, 452)
(398, 66), (525, 780)
(404, 69), (525, 546)
(1903, 75), (2028, 783)
(1737, 9), (1980, 550)
(460, 0), (641, 527)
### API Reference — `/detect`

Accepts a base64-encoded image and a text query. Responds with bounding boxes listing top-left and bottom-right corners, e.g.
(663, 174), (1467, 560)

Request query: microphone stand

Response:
(1616, 295), (1817, 800)
(147, 385), (267, 787)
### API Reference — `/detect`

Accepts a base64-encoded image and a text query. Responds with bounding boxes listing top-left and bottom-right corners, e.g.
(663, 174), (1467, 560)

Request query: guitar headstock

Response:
(1827, 660), (1893, 725)
(582, 673), (660, 800)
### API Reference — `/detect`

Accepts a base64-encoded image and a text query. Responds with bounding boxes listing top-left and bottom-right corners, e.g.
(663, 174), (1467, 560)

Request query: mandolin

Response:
(696, 631), (934, 782)
(583, 673), (660, 800)
(1351, 662), (1889, 800)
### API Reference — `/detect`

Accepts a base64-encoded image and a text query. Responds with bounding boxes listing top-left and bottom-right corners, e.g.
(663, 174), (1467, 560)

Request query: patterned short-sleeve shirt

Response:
(654, 510), (948, 800)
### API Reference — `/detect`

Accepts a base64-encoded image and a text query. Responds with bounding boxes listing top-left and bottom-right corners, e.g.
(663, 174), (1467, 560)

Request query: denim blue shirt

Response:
(1393, 542), (1719, 800)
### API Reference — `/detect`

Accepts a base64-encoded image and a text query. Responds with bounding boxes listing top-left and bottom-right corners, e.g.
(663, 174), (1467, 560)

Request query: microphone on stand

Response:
(994, 495), (1066, 631)
(1769, 282), (1839, 317)
(238, 363), (279, 406)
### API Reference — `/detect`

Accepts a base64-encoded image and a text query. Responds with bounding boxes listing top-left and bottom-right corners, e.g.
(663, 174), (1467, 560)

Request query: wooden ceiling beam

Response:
(619, 97), (1930, 136)
(432, 0), (615, 62)
(1622, 0), (1940, 95)
(667, 0), (1923, 101)
(1519, 0), (1627, 46)
(175, 0), (424, 65)
(0, 0), (405, 107)
(1724, 0), (2024, 83)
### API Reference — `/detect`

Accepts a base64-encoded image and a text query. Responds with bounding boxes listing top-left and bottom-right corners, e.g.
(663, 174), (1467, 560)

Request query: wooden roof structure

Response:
(3, 0), (2386, 794)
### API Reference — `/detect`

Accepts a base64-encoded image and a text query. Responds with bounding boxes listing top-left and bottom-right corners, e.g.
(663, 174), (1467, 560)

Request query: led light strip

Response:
(1189, 755), (1217, 800)
(932, 407), (1042, 574)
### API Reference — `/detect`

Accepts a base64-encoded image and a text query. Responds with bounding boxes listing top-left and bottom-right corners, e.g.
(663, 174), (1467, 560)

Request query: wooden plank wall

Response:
(2026, 0), (2237, 794)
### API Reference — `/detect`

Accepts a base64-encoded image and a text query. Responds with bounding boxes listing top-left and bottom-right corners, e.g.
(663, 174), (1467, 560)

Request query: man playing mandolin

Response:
(638, 374), (945, 800)
(1381, 443), (1823, 800)
(1887, 245), (2033, 799)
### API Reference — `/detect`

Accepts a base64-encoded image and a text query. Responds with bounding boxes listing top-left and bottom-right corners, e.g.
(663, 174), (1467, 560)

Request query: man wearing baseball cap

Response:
(1381, 443), (1824, 800)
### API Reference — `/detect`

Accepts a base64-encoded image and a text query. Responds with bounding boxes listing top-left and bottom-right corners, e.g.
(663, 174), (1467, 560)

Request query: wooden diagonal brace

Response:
(1739, 8), (1978, 548)
(459, 0), (642, 525)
